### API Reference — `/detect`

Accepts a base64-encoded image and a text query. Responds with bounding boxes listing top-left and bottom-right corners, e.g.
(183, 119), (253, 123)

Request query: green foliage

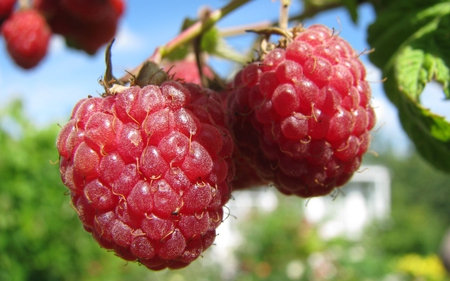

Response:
(0, 100), (128, 280)
(234, 195), (323, 280)
(1, 101), (83, 280)
(364, 151), (450, 257)
(342, 0), (359, 22)
(368, 0), (450, 173)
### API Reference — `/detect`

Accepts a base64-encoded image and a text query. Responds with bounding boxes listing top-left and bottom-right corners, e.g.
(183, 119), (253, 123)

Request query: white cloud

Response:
(49, 35), (66, 54)
(113, 24), (145, 52)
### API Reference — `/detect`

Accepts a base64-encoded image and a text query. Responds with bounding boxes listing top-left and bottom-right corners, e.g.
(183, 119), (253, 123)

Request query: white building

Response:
(208, 165), (391, 278)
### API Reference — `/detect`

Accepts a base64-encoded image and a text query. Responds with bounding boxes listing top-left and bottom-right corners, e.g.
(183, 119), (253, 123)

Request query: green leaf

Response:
(384, 49), (450, 172)
(165, 43), (191, 61)
(201, 27), (221, 54)
(201, 26), (247, 64)
(368, 0), (450, 172)
(166, 19), (247, 64)
(397, 45), (450, 102)
(368, 0), (450, 70)
(342, 0), (358, 23)
(211, 39), (248, 64)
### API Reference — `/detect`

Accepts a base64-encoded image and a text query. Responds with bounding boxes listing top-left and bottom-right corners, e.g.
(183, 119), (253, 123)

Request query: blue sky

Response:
(1, 0), (447, 154)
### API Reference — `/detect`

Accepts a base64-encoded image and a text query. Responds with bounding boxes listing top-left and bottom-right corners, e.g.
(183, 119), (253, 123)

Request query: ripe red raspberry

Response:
(1, 9), (51, 69)
(228, 24), (376, 197)
(56, 80), (234, 270)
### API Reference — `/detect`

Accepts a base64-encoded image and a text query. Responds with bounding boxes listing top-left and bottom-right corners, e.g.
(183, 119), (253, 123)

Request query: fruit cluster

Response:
(56, 24), (376, 270)
(0, 0), (124, 69)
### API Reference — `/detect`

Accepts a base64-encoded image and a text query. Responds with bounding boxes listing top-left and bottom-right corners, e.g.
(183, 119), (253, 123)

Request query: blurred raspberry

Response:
(163, 57), (215, 85)
(34, 0), (124, 54)
(1, 9), (51, 69)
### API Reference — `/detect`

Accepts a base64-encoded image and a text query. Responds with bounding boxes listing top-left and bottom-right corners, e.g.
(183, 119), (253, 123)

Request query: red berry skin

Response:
(61, 0), (124, 22)
(228, 24), (376, 197)
(0, 0), (16, 19)
(1, 9), (51, 69)
(57, 82), (234, 270)
(34, 0), (124, 54)
(231, 153), (270, 191)
(163, 59), (215, 85)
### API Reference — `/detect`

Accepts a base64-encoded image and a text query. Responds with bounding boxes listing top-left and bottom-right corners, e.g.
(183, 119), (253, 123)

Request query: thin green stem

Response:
(119, 0), (251, 83)
(290, 0), (369, 23)
(18, 0), (31, 9)
(219, 21), (272, 37)
(161, 0), (251, 57)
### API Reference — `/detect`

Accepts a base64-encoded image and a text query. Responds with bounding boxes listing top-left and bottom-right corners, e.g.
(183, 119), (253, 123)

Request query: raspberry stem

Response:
(119, 0), (251, 84)
(219, 21), (273, 37)
(290, 1), (343, 22)
(279, 0), (291, 30)
(18, 0), (30, 9)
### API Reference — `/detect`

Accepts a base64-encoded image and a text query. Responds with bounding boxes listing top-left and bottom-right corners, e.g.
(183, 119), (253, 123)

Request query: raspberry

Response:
(34, 0), (124, 54)
(163, 58), (215, 85)
(0, 0), (16, 21)
(228, 24), (376, 197)
(57, 76), (234, 269)
(231, 154), (270, 191)
(61, 0), (124, 22)
(1, 9), (51, 69)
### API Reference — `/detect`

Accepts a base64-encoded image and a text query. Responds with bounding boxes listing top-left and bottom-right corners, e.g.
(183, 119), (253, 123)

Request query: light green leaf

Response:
(166, 20), (246, 64)
(201, 27), (220, 54)
(201, 26), (247, 64)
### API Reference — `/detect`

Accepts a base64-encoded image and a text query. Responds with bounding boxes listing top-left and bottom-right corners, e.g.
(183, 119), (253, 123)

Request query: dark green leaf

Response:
(342, 0), (358, 23)
(368, 0), (450, 69)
